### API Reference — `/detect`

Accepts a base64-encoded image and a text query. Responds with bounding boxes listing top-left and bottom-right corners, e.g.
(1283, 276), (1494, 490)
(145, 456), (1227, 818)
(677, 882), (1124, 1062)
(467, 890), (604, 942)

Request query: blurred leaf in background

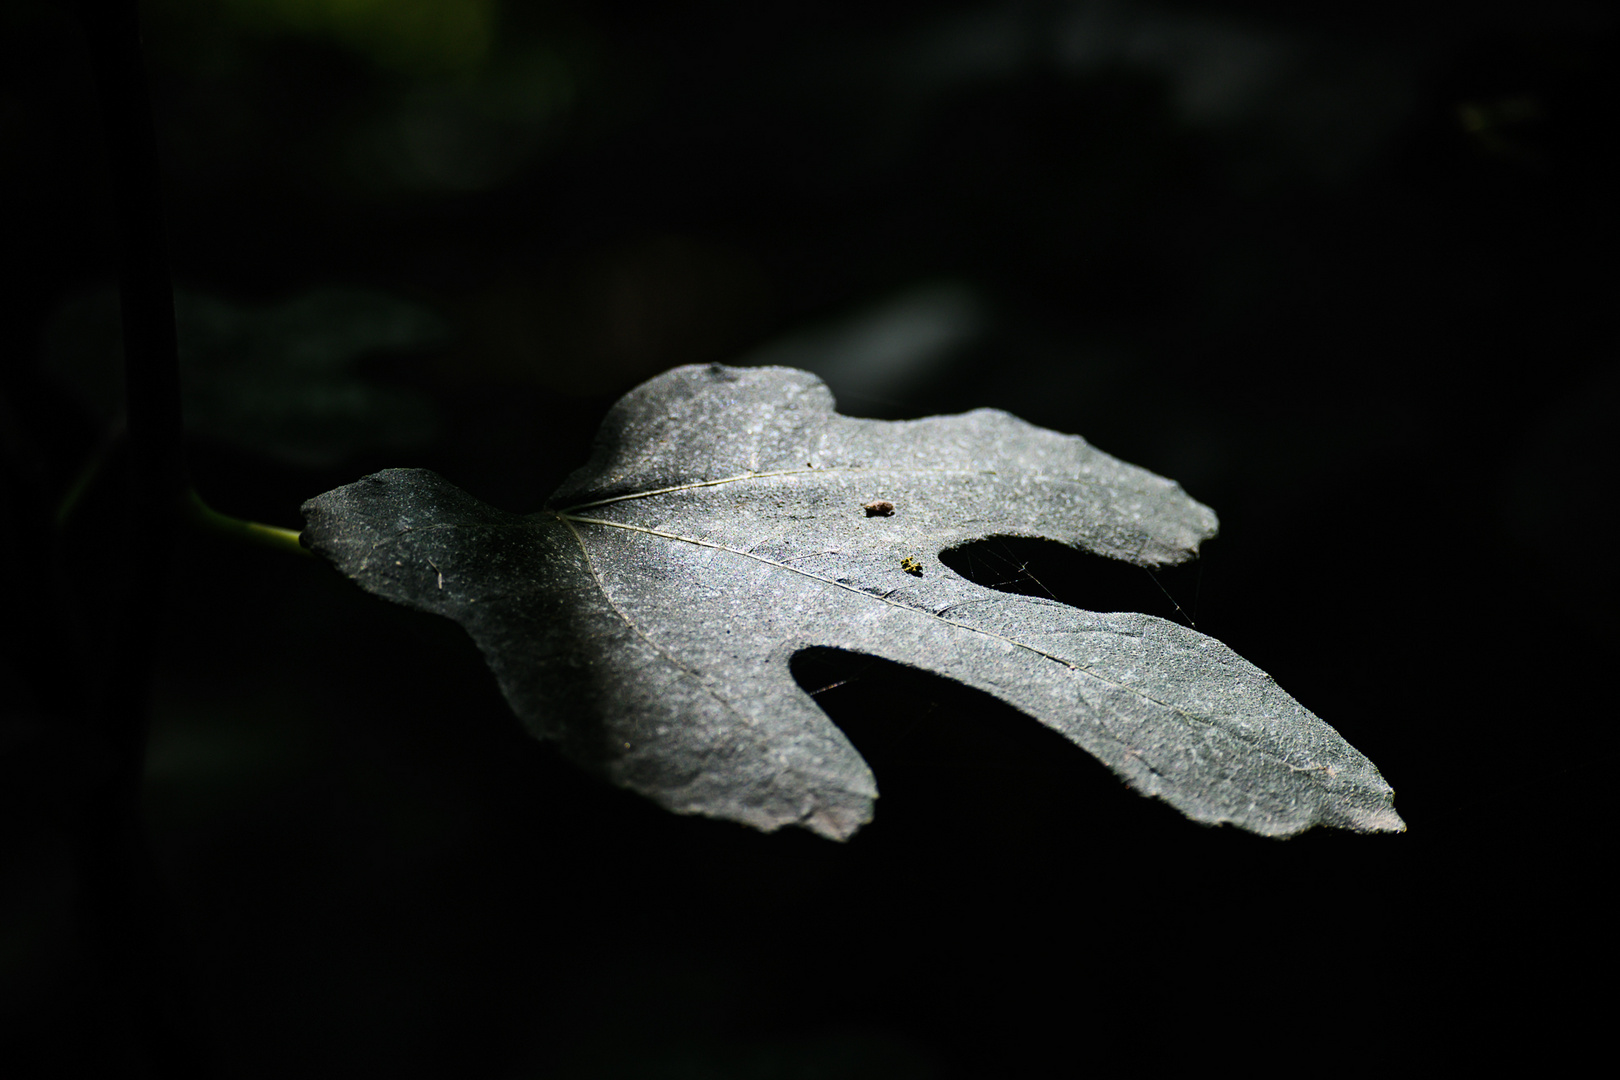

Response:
(43, 287), (445, 467)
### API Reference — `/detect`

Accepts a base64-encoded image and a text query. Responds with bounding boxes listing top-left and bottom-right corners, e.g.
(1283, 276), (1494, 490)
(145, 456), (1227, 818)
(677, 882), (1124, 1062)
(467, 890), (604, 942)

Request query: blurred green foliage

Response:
(215, 0), (500, 74)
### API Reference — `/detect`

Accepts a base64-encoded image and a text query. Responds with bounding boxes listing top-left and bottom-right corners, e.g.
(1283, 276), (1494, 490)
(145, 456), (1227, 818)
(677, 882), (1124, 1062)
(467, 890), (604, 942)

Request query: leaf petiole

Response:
(184, 488), (311, 557)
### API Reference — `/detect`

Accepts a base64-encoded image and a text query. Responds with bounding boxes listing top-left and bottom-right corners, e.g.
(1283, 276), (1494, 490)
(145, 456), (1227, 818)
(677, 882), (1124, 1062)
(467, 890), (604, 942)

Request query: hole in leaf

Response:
(939, 535), (1202, 624)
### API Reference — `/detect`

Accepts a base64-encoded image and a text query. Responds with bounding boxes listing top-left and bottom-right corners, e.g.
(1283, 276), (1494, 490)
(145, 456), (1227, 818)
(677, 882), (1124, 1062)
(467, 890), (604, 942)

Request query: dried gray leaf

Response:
(301, 363), (1403, 840)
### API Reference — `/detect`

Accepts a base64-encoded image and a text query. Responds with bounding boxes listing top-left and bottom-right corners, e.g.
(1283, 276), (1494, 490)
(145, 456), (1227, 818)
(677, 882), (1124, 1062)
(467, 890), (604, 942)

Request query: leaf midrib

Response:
(554, 495), (1343, 786)
(551, 505), (1239, 757)
(555, 465), (1000, 514)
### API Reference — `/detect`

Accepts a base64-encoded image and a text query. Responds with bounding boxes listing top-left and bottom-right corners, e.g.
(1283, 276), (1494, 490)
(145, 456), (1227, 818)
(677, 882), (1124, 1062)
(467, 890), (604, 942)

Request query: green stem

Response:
(184, 489), (311, 557)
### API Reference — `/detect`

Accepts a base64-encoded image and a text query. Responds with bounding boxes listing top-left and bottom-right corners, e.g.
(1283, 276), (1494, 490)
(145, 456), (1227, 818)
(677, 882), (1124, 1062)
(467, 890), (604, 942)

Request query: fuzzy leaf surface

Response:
(301, 364), (1403, 840)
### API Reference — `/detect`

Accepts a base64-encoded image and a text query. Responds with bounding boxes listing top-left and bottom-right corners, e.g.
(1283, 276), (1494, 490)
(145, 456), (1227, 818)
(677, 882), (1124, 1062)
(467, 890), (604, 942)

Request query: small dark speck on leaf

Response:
(864, 500), (895, 517)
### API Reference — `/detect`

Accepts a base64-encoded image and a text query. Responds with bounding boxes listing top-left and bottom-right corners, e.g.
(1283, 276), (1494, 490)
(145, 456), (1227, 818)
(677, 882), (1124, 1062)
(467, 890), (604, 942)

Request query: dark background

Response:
(2, 0), (1611, 1075)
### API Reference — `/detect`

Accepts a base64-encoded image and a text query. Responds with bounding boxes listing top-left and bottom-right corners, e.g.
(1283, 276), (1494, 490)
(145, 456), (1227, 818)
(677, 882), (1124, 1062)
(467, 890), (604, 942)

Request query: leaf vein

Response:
(557, 514), (765, 738)
(558, 513), (1331, 777)
(556, 466), (999, 513)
